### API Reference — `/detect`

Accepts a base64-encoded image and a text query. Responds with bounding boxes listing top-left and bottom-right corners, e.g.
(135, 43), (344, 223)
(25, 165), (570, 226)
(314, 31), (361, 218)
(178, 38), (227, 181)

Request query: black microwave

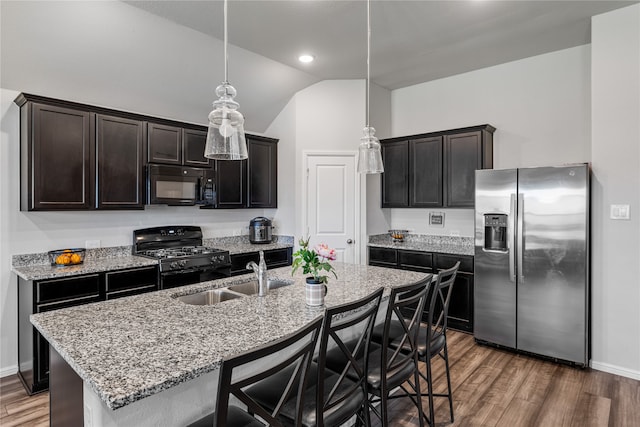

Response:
(147, 164), (215, 206)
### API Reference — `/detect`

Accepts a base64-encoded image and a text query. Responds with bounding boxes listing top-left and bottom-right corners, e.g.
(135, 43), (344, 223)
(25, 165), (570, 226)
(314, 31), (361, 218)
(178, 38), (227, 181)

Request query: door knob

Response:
(347, 239), (354, 244)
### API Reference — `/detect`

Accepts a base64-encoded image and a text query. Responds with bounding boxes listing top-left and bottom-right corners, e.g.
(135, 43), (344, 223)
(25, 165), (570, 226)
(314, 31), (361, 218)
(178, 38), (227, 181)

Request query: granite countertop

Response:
(12, 236), (294, 281)
(368, 234), (474, 256)
(30, 263), (428, 410)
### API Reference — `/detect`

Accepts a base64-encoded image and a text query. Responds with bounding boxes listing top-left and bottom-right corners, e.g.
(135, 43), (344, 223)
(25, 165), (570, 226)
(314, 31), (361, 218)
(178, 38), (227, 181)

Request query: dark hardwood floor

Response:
(1, 330), (639, 426)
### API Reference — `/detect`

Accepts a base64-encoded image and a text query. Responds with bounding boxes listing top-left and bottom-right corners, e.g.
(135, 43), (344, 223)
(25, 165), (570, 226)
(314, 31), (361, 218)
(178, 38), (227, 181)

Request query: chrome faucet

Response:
(246, 251), (268, 296)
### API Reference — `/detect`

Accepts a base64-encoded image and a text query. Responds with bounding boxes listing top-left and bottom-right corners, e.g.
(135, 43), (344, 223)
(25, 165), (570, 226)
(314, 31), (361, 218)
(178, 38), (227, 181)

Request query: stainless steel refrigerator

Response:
(474, 164), (589, 366)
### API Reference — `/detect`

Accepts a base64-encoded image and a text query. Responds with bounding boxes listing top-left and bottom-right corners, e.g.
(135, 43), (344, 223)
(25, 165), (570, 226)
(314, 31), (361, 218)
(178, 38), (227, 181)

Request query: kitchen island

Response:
(30, 262), (429, 427)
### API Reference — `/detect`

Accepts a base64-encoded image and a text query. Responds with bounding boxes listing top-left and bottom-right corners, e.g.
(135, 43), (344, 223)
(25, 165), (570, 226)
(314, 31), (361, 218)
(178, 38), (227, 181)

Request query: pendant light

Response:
(204, 0), (248, 160)
(357, 0), (384, 174)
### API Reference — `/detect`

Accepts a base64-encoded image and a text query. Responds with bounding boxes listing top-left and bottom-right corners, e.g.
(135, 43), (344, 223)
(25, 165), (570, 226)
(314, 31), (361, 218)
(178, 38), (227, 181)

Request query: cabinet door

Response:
(444, 130), (482, 208)
(183, 128), (211, 167)
(247, 137), (278, 208)
(434, 254), (474, 333)
(30, 103), (93, 210)
(216, 159), (247, 208)
(410, 136), (442, 207)
(229, 252), (259, 275)
(105, 266), (158, 300)
(381, 140), (409, 207)
(148, 123), (182, 165)
(368, 247), (398, 268)
(398, 250), (433, 273)
(263, 248), (292, 268)
(96, 115), (145, 209)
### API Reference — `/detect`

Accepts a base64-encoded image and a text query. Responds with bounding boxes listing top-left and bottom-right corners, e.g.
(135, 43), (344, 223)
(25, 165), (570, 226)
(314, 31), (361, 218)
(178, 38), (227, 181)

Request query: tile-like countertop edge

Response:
(368, 234), (474, 256)
(12, 236), (295, 281)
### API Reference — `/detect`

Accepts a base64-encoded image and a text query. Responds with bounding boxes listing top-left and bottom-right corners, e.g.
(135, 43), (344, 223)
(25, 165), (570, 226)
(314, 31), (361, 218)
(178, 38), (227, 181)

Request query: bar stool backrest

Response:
(381, 277), (432, 380)
(215, 316), (323, 427)
(427, 262), (459, 349)
(315, 287), (384, 427)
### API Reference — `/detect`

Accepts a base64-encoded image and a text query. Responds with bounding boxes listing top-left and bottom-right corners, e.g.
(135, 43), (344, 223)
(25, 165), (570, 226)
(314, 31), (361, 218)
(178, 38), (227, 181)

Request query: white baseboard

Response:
(591, 361), (640, 381)
(0, 365), (18, 378)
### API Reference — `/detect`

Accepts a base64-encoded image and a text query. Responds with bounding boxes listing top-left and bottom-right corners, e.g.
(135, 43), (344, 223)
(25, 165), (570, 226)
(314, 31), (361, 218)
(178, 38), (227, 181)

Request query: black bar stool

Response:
(325, 276), (433, 427)
(186, 315), (323, 427)
(372, 262), (459, 426)
(244, 287), (384, 426)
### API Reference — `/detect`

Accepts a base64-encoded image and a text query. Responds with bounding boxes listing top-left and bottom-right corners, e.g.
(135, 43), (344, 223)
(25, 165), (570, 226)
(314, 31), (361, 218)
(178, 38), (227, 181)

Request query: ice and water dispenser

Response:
(484, 214), (508, 252)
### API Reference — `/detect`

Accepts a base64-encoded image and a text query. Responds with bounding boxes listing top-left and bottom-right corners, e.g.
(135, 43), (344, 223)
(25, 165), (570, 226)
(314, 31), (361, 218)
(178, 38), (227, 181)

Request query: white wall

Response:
(387, 45), (591, 237)
(590, 4), (640, 379)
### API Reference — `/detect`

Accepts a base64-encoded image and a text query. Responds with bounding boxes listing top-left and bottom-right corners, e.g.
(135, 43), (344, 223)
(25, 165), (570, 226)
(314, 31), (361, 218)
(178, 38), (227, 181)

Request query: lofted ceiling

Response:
(125, 0), (635, 91)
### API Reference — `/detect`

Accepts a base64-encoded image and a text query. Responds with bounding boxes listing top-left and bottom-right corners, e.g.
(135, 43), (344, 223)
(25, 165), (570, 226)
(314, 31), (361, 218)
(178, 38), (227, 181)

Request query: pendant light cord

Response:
(224, 0), (229, 84)
(366, 0), (371, 127)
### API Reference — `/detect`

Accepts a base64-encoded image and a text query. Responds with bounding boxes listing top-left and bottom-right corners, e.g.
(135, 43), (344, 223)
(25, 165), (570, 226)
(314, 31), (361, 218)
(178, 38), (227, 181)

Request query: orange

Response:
(70, 253), (82, 264)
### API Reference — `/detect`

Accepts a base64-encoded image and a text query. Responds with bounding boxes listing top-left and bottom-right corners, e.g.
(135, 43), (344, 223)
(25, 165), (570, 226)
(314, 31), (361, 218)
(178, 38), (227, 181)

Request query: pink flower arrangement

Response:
(292, 237), (338, 284)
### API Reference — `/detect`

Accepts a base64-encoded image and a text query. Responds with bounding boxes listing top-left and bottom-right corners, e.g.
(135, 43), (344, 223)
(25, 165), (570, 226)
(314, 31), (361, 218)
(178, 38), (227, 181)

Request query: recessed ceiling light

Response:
(298, 54), (315, 63)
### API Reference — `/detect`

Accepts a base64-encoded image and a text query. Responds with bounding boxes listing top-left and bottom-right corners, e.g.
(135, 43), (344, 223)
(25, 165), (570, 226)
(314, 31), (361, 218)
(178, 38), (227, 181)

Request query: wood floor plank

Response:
(570, 392), (611, 427)
(531, 365), (585, 426)
(608, 377), (640, 427)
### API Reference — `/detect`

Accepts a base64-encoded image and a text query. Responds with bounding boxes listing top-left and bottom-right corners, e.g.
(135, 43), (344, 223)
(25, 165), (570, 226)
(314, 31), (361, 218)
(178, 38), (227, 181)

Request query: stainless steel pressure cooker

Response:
(249, 217), (273, 244)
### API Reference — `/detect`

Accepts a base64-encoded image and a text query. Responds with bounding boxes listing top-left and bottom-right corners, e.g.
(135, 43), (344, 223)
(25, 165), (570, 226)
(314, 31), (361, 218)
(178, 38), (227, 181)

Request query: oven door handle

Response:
(161, 265), (231, 276)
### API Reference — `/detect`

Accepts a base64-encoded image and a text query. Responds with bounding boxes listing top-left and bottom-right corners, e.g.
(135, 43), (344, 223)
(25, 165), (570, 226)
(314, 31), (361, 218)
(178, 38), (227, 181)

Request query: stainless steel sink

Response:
(176, 289), (243, 305)
(229, 278), (295, 295)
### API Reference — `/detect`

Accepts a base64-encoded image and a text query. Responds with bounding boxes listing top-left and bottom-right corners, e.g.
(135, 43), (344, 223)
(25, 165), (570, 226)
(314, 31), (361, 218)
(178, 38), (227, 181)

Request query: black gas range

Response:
(133, 226), (231, 289)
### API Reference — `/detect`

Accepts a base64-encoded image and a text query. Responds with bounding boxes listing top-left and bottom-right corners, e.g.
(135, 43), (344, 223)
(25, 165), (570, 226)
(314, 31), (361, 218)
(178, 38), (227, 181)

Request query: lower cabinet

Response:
(229, 248), (293, 276)
(368, 247), (474, 333)
(17, 266), (159, 394)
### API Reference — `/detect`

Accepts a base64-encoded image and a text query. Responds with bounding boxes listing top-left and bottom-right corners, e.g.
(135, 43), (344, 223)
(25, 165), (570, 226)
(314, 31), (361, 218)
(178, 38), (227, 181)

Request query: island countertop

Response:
(30, 262), (429, 411)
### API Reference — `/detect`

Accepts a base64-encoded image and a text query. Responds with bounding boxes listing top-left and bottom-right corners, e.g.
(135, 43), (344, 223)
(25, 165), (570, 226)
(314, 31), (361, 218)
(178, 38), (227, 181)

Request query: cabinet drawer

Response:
(36, 274), (100, 305)
(368, 247), (397, 267)
(264, 248), (292, 268)
(230, 252), (259, 275)
(105, 266), (158, 296)
(433, 253), (473, 273)
(398, 250), (433, 273)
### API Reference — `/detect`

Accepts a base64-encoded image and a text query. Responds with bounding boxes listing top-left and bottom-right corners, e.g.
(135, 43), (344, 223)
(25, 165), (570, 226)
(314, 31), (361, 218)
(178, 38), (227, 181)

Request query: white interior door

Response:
(305, 153), (358, 263)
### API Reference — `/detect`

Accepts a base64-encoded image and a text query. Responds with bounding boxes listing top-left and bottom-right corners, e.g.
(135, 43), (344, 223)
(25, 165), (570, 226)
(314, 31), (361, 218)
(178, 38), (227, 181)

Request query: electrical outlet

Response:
(85, 240), (101, 249)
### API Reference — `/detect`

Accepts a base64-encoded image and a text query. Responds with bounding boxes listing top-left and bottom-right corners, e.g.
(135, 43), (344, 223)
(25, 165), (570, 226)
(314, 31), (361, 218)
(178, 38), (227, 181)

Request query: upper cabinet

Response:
(96, 115), (145, 209)
(16, 94), (146, 211)
(381, 124), (494, 208)
(15, 93), (278, 211)
(147, 123), (211, 167)
(214, 135), (278, 209)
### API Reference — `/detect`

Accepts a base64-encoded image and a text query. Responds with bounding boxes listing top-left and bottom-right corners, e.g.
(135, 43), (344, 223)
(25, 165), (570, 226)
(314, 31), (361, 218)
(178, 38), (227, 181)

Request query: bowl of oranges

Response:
(48, 248), (86, 267)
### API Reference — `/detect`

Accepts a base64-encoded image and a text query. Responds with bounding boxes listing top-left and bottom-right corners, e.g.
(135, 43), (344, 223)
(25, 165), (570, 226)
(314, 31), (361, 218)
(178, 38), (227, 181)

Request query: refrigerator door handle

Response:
(509, 193), (517, 282)
(517, 193), (525, 283)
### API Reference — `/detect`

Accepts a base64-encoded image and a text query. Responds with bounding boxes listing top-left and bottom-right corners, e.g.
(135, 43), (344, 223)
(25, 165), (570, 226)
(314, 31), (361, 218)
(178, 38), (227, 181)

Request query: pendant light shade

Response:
(204, 0), (248, 160)
(358, 126), (384, 173)
(357, 0), (383, 174)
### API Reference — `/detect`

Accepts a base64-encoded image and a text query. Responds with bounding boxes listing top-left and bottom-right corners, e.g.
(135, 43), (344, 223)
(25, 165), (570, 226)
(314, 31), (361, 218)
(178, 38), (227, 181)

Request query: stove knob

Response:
(170, 261), (179, 270)
(179, 260), (188, 268)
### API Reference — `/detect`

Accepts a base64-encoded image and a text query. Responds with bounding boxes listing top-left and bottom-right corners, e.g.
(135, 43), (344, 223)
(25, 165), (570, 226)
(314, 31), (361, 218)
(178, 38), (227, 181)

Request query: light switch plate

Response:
(610, 204), (630, 220)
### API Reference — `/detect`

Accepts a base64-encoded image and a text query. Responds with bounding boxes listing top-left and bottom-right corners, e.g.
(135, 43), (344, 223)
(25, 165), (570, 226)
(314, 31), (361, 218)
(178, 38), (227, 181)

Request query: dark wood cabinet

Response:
(96, 115), (145, 209)
(410, 136), (443, 207)
(17, 94), (147, 211)
(368, 246), (474, 333)
(17, 266), (158, 394)
(19, 101), (94, 211)
(230, 248), (292, 276)
(247, 136), (278, 208)
(216, 159), (247, 208)
(147, 123), (182, 165)
(215, 135), (278, 209)
(182, 128), (212, 167)
(381, 124), (494, 209)
(104, 266), (158, 300)
(445, 129), (493, 207)
(381, 140), (409, 207)
(148, 124), (212, 168)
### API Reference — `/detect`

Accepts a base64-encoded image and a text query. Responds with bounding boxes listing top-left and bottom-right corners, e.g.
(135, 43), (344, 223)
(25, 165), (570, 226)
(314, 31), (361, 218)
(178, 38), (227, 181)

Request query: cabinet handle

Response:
(347, 239), (354, 244)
